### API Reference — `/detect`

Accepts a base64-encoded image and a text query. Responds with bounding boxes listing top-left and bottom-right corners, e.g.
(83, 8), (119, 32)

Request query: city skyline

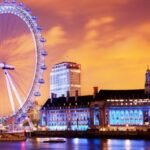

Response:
(0, 0), (150, 107)
(1, 1), (150, 148)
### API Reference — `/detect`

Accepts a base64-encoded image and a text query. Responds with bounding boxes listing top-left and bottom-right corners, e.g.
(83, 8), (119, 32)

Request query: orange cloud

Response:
(135, 22), (150, 42)
(45, 26), (67, 46)
(85, 30), (99, 41)
(63, 22), (150, 94)
(86, 16), (115, 29)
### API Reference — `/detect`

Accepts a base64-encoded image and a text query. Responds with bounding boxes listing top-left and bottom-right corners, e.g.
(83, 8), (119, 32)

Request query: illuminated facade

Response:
(40, 90), (150, 131)
(91, 89), (150, 130)
(40, 69), (150, 131)
(108, 108), (144, 126)
(50, 62), (81, 98)
(40, 96), (91, 131)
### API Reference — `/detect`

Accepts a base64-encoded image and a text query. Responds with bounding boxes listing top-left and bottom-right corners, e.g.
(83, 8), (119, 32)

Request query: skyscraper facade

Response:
(50, 62), (81, 98)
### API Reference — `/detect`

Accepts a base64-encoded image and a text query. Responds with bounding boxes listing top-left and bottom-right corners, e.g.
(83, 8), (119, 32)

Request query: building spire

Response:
(145, 67), (150, 94)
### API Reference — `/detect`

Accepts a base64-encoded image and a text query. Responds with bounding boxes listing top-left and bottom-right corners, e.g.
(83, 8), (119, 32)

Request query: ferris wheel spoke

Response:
(4, 70), (15, 114)
(9, 72), (27, 97)
(5, 70), (23, 108)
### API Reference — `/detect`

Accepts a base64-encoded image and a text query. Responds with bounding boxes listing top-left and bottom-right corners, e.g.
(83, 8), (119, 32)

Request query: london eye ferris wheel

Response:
(0, 0), (47, 123)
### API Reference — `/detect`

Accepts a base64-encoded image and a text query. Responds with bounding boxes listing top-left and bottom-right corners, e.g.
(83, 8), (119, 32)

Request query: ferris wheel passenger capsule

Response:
(32, 16), (37, 20)
(26, 8), (31, 13)
(34, 92), (41, 97)
(38, 79), (45, 84)
(41, 50), (48, 56)
(18, 3), (24, 7)
(37, 26), (42, 31)
(40, 64), (47, 70)
(40, 37), (46, 43)
(12, 0), (16, 4)
(4, 0), (8, 4)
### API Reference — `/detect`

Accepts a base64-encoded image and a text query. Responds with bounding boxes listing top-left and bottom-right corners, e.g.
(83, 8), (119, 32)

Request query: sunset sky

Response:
(1, 0), (150, 109)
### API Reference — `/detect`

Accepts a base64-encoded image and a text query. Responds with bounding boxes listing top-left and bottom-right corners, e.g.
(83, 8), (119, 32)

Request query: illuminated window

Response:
(94, 107), (100, 126)
(109, 109), (144, 126)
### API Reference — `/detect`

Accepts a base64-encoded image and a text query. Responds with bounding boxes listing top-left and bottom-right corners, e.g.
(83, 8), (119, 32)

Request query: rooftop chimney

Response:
(75, 90), (78, 102)
(66, 91), (70, 102)
(51, 93), (55, 103)
(93, 86), (98, 98)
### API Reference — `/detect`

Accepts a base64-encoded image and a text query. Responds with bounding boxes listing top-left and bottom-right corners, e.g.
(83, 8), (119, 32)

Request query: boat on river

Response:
(0, 133), (26, 142)
(43, 138), (66, 143)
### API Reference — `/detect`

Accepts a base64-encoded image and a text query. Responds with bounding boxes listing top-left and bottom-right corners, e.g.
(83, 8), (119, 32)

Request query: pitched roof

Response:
(96, 89), (147, 100)
(41, 89), (150, 110)
(41, 95), (93, 110)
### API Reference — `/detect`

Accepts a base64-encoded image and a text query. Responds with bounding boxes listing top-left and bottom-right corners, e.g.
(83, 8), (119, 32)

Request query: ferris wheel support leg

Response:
(4, 70), (15, 114)
(26, 117), (36, 131)
(6, 71), (23, 108)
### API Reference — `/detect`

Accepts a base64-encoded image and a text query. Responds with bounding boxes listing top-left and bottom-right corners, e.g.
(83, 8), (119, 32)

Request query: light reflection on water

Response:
(0, 138), (149, 150)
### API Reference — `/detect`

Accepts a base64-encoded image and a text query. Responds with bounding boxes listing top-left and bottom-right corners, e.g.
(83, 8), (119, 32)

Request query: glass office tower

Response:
(50, 62), (81, 98)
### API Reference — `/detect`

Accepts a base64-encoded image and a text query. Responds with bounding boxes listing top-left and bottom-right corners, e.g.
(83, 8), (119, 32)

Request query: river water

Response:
(0, 138), (150, 150)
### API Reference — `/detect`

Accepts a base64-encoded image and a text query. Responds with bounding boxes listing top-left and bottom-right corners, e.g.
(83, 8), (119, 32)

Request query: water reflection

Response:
(107, 139), (147, 150)
(21, 142), (25, 150)
(125, 140), (131, 150)
(0, 138), (150, 150)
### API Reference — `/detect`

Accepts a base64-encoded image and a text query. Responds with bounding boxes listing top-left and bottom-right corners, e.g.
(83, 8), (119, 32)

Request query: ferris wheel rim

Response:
(0, 1), (46, 120)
